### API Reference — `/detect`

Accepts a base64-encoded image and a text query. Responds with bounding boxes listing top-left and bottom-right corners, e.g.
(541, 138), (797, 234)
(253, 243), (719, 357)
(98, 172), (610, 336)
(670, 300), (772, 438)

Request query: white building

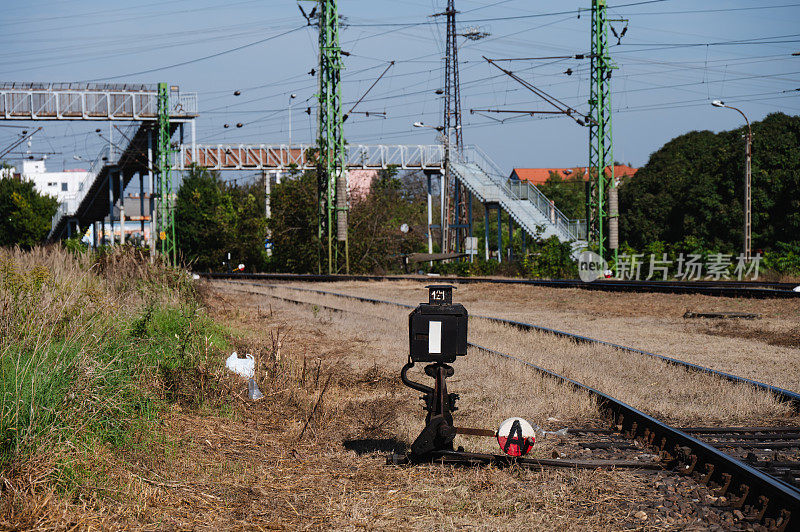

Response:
(20, 159), (91, 205)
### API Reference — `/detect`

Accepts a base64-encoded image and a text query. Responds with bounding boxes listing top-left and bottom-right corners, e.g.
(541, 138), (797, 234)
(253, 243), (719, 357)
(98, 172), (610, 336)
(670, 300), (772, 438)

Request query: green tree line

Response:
(619, 112), (800, 254)
(534, 112), (800, 262)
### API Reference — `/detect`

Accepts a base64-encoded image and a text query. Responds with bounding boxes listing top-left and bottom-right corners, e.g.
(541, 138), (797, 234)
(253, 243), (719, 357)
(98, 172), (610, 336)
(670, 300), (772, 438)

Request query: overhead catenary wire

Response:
(81, 25), (308, 82)
(6, 0), (798, 173)
(482, 56), (591, 126)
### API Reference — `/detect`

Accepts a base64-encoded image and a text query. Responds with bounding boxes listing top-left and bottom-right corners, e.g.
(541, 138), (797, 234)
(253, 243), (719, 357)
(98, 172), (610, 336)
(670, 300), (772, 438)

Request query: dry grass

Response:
(8, 262), (776, 530)
(702, 321), (800, 348)
(285, 280), (800, 395)
(0, 246), (226, 530)
(241, 285), (600, 442)
(241, 281), (796, 426)
(86, 285), (672, 531)
(0, 283), (660, 530)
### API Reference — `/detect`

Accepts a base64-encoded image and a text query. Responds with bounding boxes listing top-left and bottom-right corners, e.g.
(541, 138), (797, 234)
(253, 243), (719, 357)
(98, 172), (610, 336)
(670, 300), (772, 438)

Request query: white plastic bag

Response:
(225, 351), (254, 379)
(794, 285), (800, 293)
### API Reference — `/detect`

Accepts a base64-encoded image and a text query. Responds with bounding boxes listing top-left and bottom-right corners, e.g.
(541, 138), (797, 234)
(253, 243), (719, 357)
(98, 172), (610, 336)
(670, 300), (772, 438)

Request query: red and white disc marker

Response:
(497, 417), (536, 457)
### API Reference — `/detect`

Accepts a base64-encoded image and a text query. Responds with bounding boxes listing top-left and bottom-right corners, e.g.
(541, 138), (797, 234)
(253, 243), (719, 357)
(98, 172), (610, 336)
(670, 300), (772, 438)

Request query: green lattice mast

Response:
(317, 0), (349, 274)
(588, 0), (617, 264)
(157, 82), (176, 265)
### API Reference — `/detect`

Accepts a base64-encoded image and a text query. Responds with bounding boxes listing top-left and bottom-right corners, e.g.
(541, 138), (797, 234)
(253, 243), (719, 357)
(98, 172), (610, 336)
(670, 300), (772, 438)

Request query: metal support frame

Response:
(147, 129), (156, 261)
(108, 170), (115, 245)
(317, 0), (349, 274)
(496, 206), (502, 264)
(714, 103), (753, 261)
(176, 143), (446, 171)
(441, 0), (466, 255)
(427, 173), (434, 256)
(119, 171), (125, 245)
(139, 172), (145, 236)
(744, 128), (752, 261)
(508, 216), (513, 261)
(588, 0), (618, 264)
(468, 191), (473, 256)
(484, 204), (490, 261)
(157, 82), (176, 265)
(0, 83), (197, 120)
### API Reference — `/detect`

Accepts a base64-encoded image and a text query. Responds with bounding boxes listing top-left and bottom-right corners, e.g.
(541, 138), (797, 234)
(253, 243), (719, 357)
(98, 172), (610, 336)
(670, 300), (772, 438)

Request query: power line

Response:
(346, 0), (672, 28)
(612, 2), (800, 16)
(82, 25), (307, 82)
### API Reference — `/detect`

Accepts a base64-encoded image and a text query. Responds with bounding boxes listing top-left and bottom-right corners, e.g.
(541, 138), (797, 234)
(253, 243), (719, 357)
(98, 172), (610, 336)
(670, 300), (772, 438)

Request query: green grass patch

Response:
(0, 247), (232, 493)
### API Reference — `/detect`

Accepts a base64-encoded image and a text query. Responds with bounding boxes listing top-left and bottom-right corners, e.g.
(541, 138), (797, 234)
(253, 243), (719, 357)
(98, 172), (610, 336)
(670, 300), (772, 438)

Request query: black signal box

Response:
(408, 285), (468, 363)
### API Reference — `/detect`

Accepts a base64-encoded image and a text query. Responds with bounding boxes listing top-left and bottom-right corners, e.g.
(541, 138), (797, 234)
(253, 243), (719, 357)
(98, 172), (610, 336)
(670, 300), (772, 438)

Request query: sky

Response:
(1, 0), (799, 176)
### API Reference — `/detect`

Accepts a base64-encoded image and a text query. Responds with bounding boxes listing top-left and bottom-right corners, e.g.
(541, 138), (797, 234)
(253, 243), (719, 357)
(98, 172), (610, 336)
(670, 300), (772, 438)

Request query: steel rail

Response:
(200, 272), (800, 299)
(214, 278), (800, 412)
(222, 282), (799, 527)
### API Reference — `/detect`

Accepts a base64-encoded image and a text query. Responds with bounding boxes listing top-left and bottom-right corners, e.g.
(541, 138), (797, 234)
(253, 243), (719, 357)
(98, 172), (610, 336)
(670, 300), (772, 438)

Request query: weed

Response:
(0, 247), (231, 493)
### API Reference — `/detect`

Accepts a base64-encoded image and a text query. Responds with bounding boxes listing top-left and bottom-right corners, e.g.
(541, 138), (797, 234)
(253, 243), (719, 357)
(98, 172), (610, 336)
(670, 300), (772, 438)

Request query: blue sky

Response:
(1, 0), (799, 174)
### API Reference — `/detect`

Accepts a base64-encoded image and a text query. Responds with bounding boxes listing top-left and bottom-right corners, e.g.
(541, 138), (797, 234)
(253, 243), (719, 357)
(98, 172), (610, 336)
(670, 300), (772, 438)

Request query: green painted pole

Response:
(157, 82), (176, 266)
(588, 0), (617, 265)
(317, 0), (348, 274)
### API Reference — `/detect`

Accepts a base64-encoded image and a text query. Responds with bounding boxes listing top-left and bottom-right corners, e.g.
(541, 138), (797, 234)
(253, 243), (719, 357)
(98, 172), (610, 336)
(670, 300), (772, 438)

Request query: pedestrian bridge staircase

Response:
(449, 146), (588, 253)
(48, 135), (588, 257)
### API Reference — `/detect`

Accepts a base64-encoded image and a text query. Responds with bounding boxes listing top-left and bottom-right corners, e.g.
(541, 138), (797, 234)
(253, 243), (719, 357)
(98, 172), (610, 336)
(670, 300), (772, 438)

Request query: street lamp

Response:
(711, 100), (752, 261)
(288, 93), (297, 145)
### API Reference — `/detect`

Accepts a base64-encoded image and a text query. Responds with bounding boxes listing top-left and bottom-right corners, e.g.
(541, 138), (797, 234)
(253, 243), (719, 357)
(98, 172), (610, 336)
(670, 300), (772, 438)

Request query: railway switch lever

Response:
(403, 285), (468, 458)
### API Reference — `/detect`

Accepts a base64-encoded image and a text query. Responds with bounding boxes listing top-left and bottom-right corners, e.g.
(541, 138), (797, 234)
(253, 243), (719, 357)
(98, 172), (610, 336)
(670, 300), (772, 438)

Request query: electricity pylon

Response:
(317, 0), (349, 274)
(587, 0), (618, 264)
(439, 0), (466, 254)
(157, 82), (177, 266)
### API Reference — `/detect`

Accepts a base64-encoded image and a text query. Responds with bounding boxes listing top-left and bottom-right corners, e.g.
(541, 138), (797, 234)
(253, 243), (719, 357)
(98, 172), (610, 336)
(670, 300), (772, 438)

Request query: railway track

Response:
(201, 272), (800, 299)
(215, 279), (800, 529)
(215, 278), (800, 412)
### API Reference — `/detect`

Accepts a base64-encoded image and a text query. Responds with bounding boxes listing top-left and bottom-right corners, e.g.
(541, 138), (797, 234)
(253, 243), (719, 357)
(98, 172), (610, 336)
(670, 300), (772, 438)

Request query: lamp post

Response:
(288, 93), (297, 145)
(712, 100), (752, 261)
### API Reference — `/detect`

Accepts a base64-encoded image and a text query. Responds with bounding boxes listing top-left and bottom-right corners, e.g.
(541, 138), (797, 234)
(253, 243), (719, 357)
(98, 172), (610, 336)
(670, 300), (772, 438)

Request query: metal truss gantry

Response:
(175, 144), (446, 171)
(587, 0), (618, 264)
(440, 0), (468, 256)
(157, 82), (177, 265)
(317, 0), (348, 274)
(0, 82), (197, 120)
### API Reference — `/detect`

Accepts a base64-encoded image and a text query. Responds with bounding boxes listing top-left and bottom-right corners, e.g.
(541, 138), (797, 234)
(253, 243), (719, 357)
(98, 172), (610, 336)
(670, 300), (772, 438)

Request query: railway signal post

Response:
(402, 285), (468, 458)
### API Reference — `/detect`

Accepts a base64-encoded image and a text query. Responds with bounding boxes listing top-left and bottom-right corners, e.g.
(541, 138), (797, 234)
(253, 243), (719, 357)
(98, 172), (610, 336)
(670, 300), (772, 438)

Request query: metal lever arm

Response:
(401, 361), (434, 395)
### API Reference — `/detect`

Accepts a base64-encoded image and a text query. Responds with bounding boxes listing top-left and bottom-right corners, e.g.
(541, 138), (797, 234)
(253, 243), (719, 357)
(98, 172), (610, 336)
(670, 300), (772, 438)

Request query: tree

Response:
(0, 176), (58, 248)
(174, 166), (235, 271)
(266, 167), (429, 274)
(619, 112), (800, 252)
(536, 169), (587, 220)
(348, 167), (427, 273)
(267, 170), (319, 273)
(174, 166), (270, 272)
(227, 179), (269, 271)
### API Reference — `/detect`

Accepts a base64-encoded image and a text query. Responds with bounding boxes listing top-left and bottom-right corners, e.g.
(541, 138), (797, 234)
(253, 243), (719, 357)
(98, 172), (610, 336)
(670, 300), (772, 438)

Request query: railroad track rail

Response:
(214, 278), (800, 412)
(216, 280), (799, 529)
(201, 272), (800, 299)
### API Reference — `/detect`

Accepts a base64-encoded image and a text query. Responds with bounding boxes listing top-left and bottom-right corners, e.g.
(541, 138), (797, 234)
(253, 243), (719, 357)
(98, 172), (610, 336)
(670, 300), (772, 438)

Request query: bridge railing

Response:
(48, 127), (139, 237)
(346, 144), (444, 169)
(0, 88), (197, 120)
(175, 144), (446, 171)
(457, 145), (587, 241)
